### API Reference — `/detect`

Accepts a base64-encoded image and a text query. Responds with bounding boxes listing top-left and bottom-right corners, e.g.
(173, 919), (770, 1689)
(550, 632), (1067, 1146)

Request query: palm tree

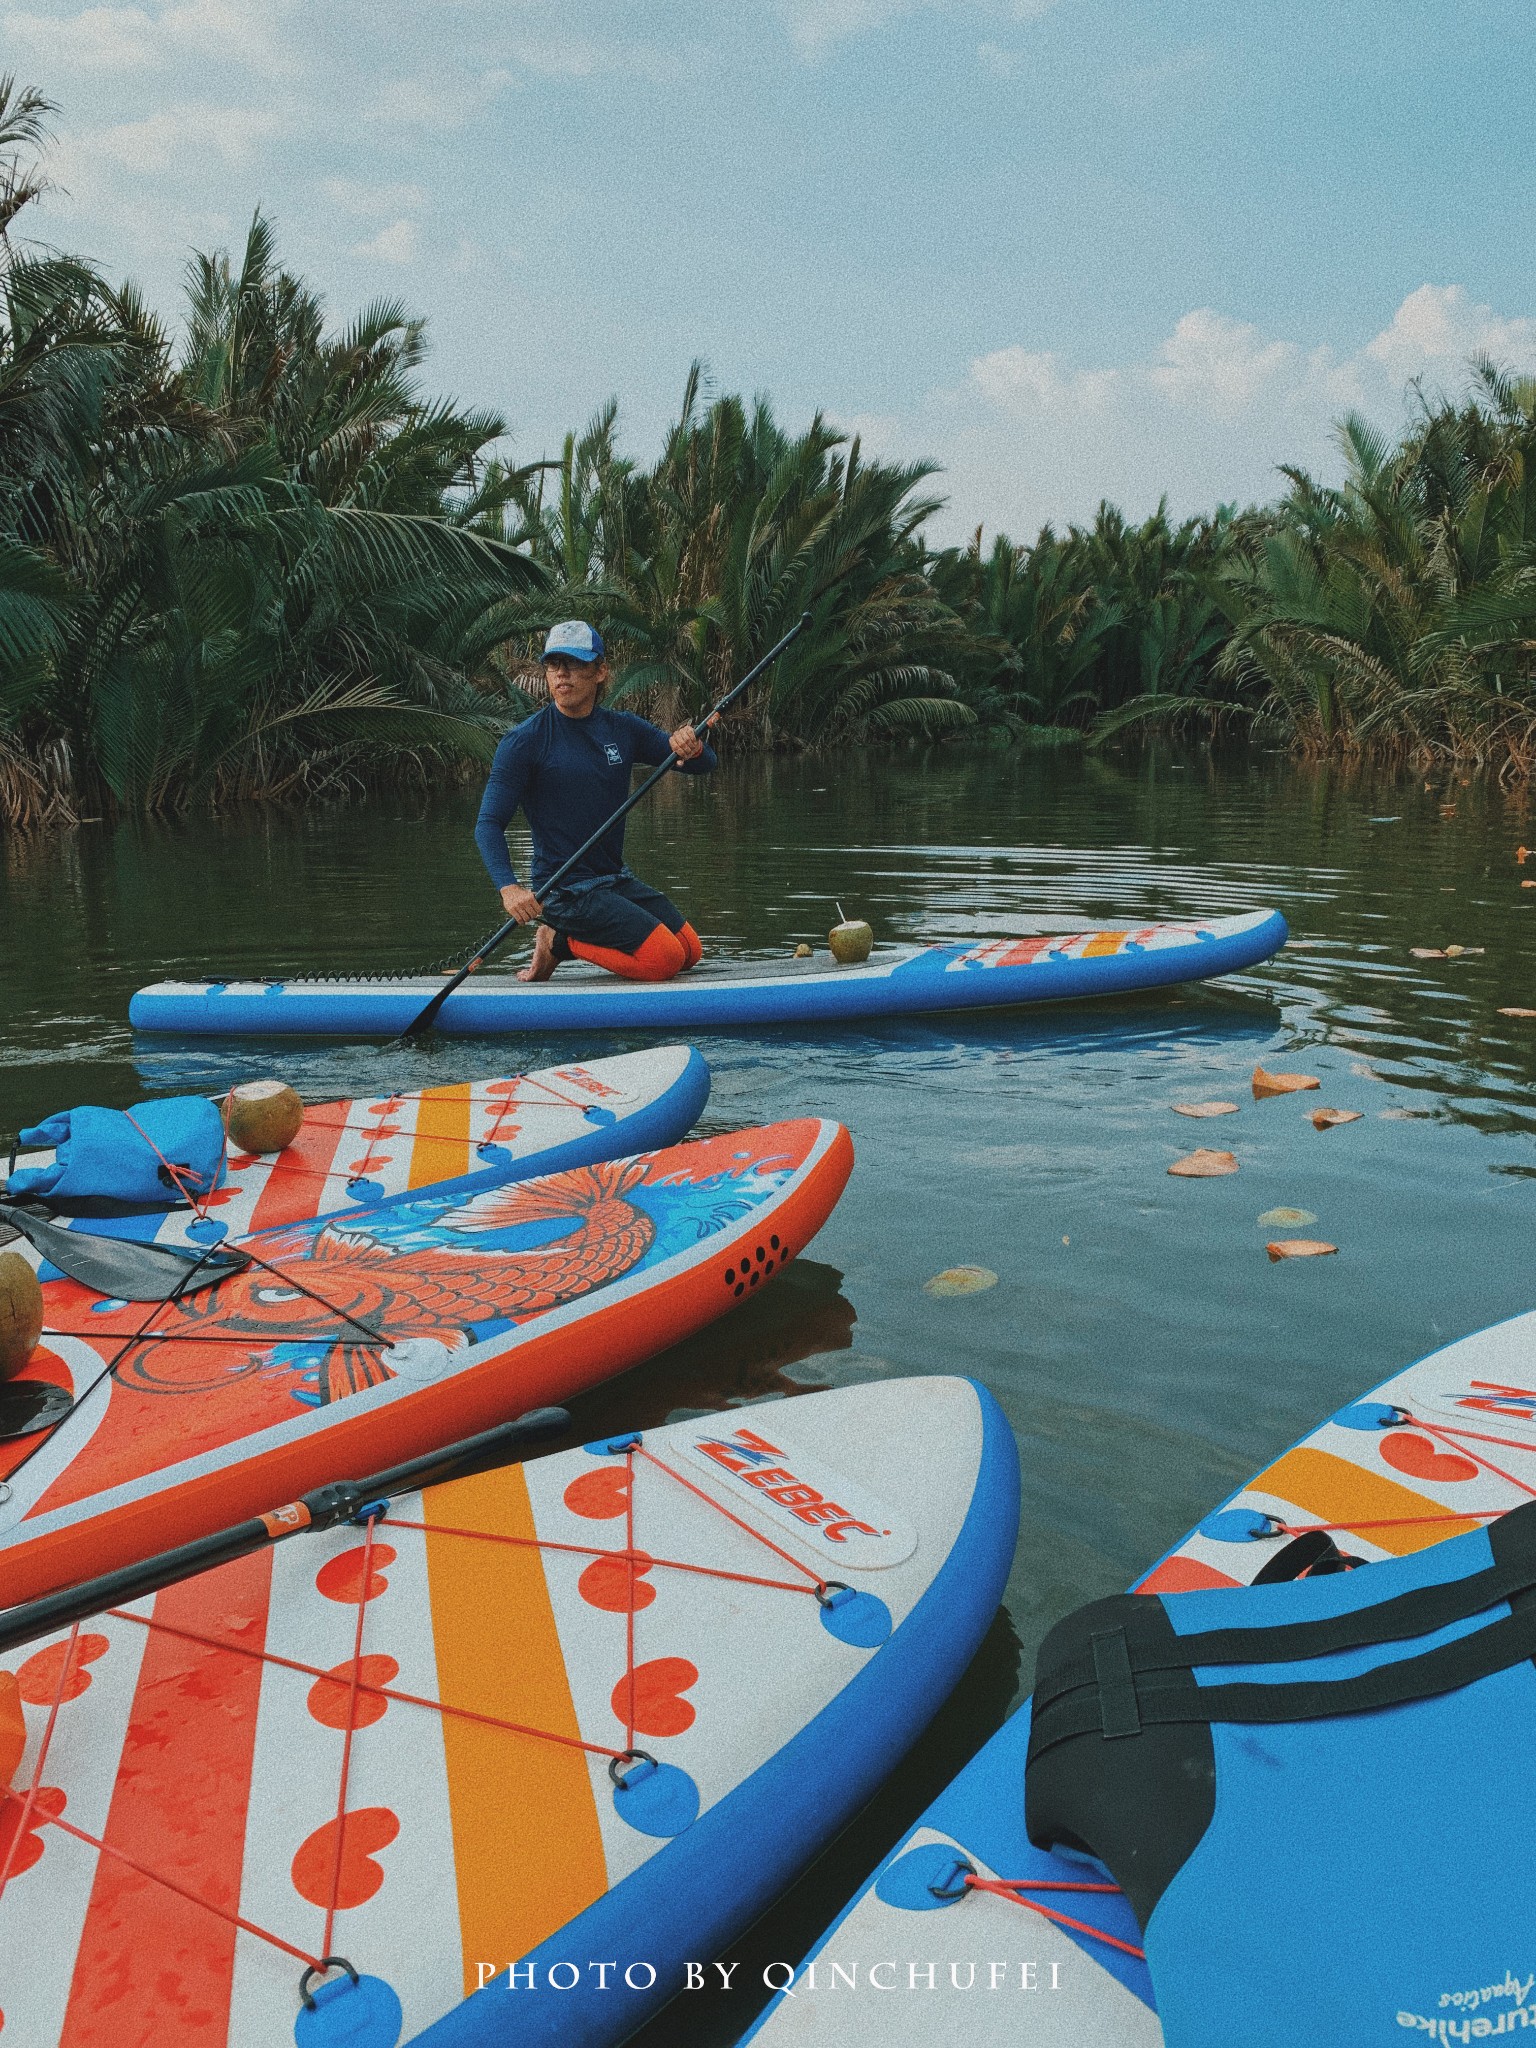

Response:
(0, 142), (547, 818)
(511, 368), (976, 747)
(1201, 383), (1536, 763)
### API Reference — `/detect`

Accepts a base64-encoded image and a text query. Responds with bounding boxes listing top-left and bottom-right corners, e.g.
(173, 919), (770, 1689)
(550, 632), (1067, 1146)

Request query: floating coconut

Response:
(0, 1251), (43, 1380)
(224, 1079), (305, 1154)
(828, 902), (873, 966)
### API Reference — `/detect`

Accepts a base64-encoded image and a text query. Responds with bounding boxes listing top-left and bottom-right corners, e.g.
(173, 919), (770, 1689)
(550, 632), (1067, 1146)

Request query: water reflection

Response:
(557, 1257), (858, 1441)
(6, 744), (1536, 2042)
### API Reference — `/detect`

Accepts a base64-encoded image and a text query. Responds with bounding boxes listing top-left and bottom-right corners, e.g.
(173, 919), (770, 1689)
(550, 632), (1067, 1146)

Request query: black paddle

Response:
(0, 1201), (249, 1301)
(0, 1403), (571, 1655)
(397, 611), (814, 1042)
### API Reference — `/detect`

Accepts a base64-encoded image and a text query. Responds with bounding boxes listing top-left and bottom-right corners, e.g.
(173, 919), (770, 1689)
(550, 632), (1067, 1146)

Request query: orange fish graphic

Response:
(108, 1158), (656, 1403)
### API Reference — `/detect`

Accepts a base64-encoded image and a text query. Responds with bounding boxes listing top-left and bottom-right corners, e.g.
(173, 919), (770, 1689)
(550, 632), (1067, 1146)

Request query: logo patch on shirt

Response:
(604, 744), (623, 766)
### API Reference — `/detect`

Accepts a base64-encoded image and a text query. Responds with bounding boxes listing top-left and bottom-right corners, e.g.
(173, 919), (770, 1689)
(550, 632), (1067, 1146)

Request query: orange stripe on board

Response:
(1080, 932), (1128, 959)
(409, 1082), (474, 1191)
(1251, 1445), (1484, 1553)
(59, 1550), (273, 2048)
(992, 936), (1054, 967)
(1137, 1556), (1241, 1595)
(246, 1103), (352, 1234)
(423, 1463), (606, 1990)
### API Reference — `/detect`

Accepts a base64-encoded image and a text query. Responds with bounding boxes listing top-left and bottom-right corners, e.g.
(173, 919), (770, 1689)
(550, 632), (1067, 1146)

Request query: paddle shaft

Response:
(0, 1405), (570, 1655)
(399, 611), (813, 1039)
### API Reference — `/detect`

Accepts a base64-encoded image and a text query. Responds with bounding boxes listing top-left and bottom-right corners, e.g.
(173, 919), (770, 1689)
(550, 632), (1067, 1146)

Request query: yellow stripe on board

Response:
(1080, 932), (1128, 957)
(1252, 1445), (1484, 1553)
(423, 1464), (608, 1990)
(408, 1080), (475, 1189)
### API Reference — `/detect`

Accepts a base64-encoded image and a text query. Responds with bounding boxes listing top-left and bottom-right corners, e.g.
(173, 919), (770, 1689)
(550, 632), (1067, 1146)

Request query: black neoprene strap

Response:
(1161, 1499), (1536, 1666)
(1031, 1596), (1536, 1756)
(1030, 1500), (1536, 1761)
(1036, 1496), (1536, 1716)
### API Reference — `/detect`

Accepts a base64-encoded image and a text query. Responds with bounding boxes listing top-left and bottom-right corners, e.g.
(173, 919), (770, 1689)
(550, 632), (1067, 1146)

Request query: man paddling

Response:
(475, 621), (716, 982)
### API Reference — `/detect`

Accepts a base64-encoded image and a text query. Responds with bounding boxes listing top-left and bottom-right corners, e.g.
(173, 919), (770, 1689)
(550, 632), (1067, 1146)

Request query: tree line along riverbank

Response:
(4, 77), (1536, 829)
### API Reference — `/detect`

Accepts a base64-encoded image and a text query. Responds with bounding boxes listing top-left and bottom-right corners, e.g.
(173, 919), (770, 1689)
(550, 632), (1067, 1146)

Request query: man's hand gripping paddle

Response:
(395, 611), (812, 1043)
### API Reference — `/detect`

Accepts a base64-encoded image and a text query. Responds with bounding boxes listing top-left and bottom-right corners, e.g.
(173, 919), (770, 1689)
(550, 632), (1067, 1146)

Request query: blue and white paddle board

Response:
(7, 1047), (710, 1246)
(127, 913), (1287, 1038)
(748, 1312), (1536, 2046)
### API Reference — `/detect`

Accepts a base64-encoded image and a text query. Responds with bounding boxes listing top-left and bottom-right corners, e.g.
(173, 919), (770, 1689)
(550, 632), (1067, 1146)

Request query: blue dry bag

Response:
(1026, 1505), (1536, 2047)
(8, 1097), (228, 1207)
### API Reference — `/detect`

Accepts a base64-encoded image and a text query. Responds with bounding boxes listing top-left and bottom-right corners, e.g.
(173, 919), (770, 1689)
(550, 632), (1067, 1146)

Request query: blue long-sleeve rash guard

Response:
(474, 703), (717, 895)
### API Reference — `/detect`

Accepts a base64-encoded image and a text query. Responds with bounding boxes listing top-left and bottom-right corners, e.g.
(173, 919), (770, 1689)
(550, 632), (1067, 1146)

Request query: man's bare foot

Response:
(518, 924), (560, 982)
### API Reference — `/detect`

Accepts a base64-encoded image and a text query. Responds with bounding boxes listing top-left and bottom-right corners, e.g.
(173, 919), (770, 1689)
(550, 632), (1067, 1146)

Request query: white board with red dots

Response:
(0, 1373), (1020, 2048)
(9, 1045), (710, 1248)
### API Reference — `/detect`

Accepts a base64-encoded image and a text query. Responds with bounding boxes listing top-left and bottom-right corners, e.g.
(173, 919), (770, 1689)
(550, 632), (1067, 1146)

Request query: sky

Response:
(9, 0), (1536, 542)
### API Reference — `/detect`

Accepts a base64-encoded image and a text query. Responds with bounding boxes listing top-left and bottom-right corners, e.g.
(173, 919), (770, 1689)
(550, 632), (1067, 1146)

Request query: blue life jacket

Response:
(1026, 1505), (1536, 2048)
(8, 1097), (228, 1207)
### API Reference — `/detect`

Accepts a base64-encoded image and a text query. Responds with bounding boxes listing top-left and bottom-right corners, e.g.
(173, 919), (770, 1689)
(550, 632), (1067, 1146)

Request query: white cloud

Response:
(3, 6), (162, 71)
(365, 68), (512, 130)
(906, 285), (1536, 542)
(323, 177), (426, 219)
(1, 0), (298, 77)
(1363, 283), (1536, 381)
(445, 235), (495, 275)
(1145, 309), (1301, 415)
(977, 39), (1014, 74)
(352, 217), (418, 265)
(500, 31), (637, 78)
(87, 103), (281, 173)
(361, 24), (682, 128)
(778, 0), (1058, 56)
(779, 0), (910, 53)
(972, 345), (1118, 414)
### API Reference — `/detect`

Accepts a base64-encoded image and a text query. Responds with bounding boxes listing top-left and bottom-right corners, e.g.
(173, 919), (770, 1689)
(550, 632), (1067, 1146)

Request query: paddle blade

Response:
(0, 1205), (249, 1302)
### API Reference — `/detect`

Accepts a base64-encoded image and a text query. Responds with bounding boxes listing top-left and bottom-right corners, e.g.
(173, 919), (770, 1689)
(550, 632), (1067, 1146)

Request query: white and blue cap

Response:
(543, 620), (605, 664)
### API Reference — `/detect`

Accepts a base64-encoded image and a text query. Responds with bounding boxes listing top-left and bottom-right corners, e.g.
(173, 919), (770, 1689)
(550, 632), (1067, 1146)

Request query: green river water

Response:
(4, 743), (1536, 2039)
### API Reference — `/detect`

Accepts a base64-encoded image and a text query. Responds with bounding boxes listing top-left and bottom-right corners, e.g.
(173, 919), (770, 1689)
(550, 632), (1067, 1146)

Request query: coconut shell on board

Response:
(828, 920), (873, 966)
(223, 1079), (305, 1154)
(0, 1250), (43, 1380)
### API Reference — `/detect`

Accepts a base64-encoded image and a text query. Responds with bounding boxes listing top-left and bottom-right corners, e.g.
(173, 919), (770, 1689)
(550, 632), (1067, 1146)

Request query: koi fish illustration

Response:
(107, 1159), (656, 1403)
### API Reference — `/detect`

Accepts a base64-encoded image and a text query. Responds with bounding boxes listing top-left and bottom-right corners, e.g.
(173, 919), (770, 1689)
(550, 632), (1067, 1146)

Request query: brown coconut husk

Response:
(0, 1250), (43, 1380)
(828, 920), (873, 965)
(224, 1079), (305, 1154)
